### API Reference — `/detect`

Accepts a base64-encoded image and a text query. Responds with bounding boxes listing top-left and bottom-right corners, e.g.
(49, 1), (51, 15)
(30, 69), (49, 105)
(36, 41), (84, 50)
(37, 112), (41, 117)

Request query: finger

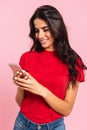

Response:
(13, 70), (22, 80)
(24, 75), (29, 80)
(19, 71), (26, 78)
(22, 70), (34, 80)
(13, 70), (26, 80)
(18, 86), (30, 91)
(15, 80), (31, 88)
(14, 77), (31, 85)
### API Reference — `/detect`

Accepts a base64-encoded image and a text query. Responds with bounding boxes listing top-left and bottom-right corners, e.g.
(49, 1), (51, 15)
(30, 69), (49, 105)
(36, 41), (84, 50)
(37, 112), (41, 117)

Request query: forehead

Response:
(34, 18), (48, 28)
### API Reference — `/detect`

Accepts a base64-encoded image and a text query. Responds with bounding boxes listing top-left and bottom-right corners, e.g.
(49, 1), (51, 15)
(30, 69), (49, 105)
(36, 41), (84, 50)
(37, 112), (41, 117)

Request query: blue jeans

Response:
(13, 112), (66, 130)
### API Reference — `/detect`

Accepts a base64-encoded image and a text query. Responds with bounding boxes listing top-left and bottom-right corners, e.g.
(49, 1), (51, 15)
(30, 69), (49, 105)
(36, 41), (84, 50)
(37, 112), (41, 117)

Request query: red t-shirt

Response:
(19, 50), (84, 123)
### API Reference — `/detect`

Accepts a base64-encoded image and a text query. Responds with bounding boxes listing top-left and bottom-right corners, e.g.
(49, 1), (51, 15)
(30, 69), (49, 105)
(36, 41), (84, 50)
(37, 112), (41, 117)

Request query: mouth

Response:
(39, 39), (48, 44)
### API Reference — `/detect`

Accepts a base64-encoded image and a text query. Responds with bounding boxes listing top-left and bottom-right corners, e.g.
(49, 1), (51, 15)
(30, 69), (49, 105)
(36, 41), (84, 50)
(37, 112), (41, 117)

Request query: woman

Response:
(13, 5), (87, 130)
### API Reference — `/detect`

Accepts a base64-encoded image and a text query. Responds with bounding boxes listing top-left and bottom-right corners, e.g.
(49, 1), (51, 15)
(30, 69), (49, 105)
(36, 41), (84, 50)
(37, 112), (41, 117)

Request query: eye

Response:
(34, 29), (39, 33)
(43, 27), (49, 32)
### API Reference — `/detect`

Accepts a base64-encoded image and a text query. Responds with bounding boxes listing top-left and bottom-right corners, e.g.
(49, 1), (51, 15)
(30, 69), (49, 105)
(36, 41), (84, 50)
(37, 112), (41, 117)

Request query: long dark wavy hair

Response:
(29, 5), (87, 85)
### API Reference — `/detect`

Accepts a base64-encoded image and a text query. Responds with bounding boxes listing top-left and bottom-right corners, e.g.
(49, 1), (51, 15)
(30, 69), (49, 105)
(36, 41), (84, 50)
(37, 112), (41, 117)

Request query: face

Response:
(34, 18), (55, 51)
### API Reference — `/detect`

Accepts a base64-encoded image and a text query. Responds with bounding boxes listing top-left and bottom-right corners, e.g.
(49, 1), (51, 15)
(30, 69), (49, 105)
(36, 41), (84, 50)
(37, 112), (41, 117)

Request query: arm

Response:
(13, 70), (26, 106)
(14, 71), (79, 115)
(41, 81), (79, 116)
(15, 87), (25, 106)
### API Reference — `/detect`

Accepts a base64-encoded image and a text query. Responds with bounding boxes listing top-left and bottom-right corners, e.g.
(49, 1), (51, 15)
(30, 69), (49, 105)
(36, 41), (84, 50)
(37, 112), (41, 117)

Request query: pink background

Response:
(0, 0), (87, 130)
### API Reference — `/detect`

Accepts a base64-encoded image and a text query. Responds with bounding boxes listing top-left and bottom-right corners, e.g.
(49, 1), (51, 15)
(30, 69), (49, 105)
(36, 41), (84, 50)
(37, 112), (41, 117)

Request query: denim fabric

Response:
(13, 112), (65, 130)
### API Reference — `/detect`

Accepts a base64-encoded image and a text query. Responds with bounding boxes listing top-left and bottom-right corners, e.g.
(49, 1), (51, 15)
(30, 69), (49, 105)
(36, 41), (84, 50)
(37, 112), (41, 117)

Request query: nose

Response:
(38, 30), (44, 39)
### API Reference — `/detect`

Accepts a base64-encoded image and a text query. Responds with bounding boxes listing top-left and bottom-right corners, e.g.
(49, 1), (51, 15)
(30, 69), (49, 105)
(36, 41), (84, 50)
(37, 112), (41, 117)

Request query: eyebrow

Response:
(34, 26), (49, 30)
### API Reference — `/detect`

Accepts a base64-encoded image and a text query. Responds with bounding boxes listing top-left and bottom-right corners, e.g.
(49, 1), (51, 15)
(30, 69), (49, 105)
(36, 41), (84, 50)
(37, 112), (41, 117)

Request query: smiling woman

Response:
(12, 5), (87, 130)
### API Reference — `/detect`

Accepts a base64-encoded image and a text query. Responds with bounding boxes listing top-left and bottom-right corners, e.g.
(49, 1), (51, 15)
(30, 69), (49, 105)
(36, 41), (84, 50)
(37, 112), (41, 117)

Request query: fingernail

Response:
(25, 76), (28, 80)
(14, 77), (17, 80)
(20, 72), (22, 75)
(22, 70), (25, 72)
(16, 71), (19, 74)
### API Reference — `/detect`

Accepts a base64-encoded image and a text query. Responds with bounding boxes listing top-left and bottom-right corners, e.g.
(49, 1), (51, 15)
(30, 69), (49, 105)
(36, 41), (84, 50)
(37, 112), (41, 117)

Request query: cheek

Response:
(47, 32), (54, 41)
(49, 35), (55, 43)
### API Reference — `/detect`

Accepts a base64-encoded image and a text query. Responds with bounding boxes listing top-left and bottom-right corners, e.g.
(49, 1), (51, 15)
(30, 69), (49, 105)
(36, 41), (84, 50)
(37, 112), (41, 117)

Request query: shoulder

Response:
(19, 51), (37, 68)
(20, 51), (37, 59)
(76, 58), (84, 70)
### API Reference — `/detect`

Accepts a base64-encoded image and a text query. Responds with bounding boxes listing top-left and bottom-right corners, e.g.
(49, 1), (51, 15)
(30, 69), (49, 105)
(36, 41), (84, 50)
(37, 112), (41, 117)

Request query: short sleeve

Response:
(76, 59), (85, 82)
(19, 53), (26, 69)
(19, 51), (31, 70)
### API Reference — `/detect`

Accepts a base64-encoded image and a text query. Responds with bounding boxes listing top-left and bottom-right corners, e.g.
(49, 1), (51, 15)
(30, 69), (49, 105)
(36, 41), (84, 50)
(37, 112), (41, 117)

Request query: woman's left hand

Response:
(14, 70), (46, 96)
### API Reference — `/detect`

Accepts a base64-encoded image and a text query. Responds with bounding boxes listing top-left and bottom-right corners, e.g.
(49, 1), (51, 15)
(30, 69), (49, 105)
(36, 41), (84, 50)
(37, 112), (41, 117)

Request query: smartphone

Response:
(9, 63), (29, 79)
(8, 63), (22, 73)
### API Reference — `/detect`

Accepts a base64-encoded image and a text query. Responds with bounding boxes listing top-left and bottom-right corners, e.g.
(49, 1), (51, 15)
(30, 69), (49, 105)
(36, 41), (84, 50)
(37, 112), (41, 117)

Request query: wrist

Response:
(39, 85), (48, 98)
(17, 87), (24, 92)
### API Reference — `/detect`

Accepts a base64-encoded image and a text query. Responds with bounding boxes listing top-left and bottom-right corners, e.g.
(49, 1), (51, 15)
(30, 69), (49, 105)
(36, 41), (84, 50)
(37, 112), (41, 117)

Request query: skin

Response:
(13, 18), (79, 116)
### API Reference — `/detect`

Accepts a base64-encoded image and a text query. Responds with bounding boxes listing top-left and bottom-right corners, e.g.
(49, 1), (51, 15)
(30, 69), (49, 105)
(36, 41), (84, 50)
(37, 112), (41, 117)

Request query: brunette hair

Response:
(29, 5), (87, 85)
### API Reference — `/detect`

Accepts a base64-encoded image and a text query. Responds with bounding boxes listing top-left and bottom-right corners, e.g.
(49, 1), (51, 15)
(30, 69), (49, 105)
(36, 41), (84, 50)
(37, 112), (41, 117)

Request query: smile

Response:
(39, 39), (48, 44)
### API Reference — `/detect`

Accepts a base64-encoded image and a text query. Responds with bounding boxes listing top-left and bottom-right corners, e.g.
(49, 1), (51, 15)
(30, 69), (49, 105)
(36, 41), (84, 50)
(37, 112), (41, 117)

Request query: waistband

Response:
(17, 111), (64, 130)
